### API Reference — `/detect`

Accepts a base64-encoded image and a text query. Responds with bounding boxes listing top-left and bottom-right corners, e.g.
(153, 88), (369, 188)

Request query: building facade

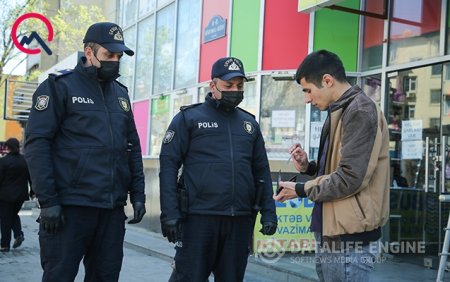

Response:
(118, 0), (450, 258)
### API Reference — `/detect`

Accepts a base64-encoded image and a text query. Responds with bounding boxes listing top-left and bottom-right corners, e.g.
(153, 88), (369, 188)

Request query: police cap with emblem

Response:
(211, 57), (247, 81)
(83, 22), (134, 56)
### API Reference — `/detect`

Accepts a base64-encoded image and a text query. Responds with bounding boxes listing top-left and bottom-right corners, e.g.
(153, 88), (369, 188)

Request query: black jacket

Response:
(0, 153), (30, 203)
(159, 93), (276, 223)
(25, 58), (145, 209)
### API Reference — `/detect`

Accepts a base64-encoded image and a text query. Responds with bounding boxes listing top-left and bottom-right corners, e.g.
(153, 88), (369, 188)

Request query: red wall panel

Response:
(199, 0), (230, 82)
(262, 0), (309, 70)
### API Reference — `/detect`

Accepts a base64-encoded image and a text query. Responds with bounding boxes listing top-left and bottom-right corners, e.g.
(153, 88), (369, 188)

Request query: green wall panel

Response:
(313, 0), (359, 72)
(230, 0), (261, 72)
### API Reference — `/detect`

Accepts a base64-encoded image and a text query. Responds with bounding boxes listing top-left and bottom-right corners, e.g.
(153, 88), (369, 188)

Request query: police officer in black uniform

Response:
(159, 57), (277, 282)
(25, 22), (146, 282)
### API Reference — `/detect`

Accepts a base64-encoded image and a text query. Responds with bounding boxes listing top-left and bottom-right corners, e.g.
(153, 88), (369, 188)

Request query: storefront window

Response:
(389, 0), (441, 65)
(362, 74), (382, 104)
(134, 16), (154, 100)
(387, 66), (440, 189)
(153, 4), (175, 94)
(260, 75), (306, 160)
(157, 0), (173, 9)
(240, 79), (257, 116)
(149, 95), (170, 156)
(139, 0), (156, 18)
(122, 0), (138, 27)
(172, 93), (193, 117)
(174, 0), (201, 89)
(119, 26), (136, 94)
(361, 0), (384, 71)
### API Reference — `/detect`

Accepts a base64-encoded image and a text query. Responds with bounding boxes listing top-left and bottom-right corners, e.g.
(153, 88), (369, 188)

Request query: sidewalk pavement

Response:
(1, 206), (444, 282)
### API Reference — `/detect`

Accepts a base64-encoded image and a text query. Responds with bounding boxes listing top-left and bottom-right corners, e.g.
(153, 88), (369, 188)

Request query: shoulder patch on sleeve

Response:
(236, 107), (255, 119)
(180, 103), (202, 111)
(48, 69), (73, 80)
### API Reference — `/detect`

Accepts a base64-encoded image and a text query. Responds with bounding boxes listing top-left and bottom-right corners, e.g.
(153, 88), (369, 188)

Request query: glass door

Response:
(387, 63), (450, 256)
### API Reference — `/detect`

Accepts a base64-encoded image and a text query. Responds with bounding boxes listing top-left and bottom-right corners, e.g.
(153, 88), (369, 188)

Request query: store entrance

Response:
(387, 63), (450, 257)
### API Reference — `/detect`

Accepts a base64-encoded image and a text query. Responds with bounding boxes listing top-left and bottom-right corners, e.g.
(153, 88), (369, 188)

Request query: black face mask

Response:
(214, 85), (244, 110)
(94, 54), (120, 81)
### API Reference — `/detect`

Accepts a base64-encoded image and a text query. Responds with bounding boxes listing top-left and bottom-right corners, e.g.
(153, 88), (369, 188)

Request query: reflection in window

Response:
(240, 80), (257, 116)
(157, 0), (173, 9)
(154, 4), (175, 94)
(361, 0), (384, 70)
(122, 0), (138, 27)
(150, 96), (170, 156)
(309, 106), (327, 161)
(389, 0), (441, 65)
(259, 76), (305, 160)
(175, 0), (201, 88)
(387, 66), (440, 189)
(430, 89), (441, 104)
(135, 16), (154, 100)
(172, 94), (193, 117)
(362, 75), (382, 103)
(139, 0), (156, 18)
(119, 27), (136, 93)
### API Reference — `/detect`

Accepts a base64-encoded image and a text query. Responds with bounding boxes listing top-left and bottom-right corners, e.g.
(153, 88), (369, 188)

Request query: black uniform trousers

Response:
(0, 200), (24, 248)
(172, 215), (254, 282)
(39, 206), (127, 282)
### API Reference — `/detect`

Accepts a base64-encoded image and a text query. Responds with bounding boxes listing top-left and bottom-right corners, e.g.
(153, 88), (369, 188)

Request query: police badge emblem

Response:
(163, 130), (175, 144)
(35, 95), (49, 111)
(118, 97), (130, 112)
(243, 121), (254, 134)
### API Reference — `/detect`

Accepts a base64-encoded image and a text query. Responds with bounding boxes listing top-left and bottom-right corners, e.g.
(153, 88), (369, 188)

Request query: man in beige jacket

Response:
(274, 50), (389, 282)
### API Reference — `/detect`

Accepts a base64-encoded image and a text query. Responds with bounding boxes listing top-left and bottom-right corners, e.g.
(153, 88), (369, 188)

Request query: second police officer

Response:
(159, 57), (277, 281)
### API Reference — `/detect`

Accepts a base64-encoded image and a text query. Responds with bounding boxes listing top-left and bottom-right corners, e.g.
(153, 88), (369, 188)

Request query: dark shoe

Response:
(12, 235), (24, 249)
(0, 247), (9, 252)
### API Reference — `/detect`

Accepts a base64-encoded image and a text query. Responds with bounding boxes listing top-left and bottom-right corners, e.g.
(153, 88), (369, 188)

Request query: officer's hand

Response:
(260, 221), (277, 235)
(161, 219), (180, 243)
(40, 205), (62, 234)
(128, 202), (146, 224)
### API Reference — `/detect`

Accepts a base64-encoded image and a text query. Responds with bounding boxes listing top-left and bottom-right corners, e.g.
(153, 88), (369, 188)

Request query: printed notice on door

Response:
(401, 120), (422, 141)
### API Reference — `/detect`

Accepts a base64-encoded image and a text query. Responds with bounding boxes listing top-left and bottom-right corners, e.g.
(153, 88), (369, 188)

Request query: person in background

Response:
(25, 22), (146, 281)
(274, 50), (390, 282)
(0, 138), (30, 252)
(160, 57), (277, 281)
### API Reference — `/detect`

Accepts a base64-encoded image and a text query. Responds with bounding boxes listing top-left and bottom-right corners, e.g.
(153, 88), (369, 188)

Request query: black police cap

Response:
(211, 57), (247, 81)
(83, 22), (134, 56)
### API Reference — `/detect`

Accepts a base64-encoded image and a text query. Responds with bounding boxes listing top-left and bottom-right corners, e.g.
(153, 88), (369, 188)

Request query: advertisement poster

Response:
(253, 184), (315, 254)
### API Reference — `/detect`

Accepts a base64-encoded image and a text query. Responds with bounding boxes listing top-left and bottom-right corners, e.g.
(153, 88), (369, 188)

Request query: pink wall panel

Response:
(133, 100), (149, 155)
(262, 0), (309, 70)
(199, 0), (230, 82)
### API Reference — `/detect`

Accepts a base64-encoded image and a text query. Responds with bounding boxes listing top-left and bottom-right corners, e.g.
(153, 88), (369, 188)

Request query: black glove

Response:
(128, 202), (146, 224)
(161, 219), (180, 243)
(259, 221), (277, 235)
(40, 205), (62, 234)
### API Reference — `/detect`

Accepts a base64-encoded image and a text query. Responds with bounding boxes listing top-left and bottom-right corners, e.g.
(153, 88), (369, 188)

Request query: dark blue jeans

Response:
(314, 232), (378, 282)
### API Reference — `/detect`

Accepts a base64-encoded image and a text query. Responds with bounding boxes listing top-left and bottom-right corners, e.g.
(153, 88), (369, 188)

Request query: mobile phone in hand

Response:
(276, 173), (297, 195)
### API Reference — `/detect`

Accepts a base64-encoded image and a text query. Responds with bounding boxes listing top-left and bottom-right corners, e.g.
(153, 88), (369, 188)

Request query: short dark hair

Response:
(5, 138), (20, 154)
(295, 50), (347, 88)
(84, 42), (100, 55)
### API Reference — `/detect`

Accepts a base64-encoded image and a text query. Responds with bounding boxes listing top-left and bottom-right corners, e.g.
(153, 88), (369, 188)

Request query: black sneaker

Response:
(12, 235), (24, 249)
